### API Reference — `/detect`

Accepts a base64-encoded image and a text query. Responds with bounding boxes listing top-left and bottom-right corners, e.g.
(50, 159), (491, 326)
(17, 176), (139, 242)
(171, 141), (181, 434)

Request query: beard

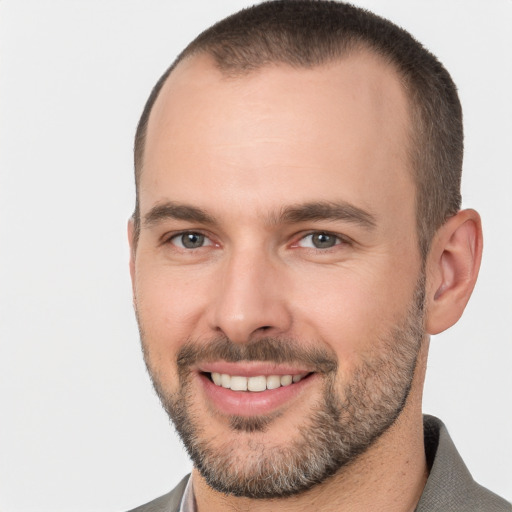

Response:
(137, 275), (426, 499)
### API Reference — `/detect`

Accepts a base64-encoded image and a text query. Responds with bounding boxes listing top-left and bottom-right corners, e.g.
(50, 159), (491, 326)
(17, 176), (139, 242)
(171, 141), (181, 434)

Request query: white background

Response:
(1, 1), (511, 510)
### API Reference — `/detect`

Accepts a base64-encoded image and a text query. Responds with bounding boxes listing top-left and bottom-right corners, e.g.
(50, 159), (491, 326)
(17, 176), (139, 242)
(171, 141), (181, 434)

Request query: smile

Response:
(198, 363), (317, 416)
(209, 372), (308, 392)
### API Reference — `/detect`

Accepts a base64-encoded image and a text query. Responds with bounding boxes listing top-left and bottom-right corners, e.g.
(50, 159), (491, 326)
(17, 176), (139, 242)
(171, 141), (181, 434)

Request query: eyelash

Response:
(165, 231), (215, 249)
(293, 231), (349, 251)
(163, 230), (349, 252)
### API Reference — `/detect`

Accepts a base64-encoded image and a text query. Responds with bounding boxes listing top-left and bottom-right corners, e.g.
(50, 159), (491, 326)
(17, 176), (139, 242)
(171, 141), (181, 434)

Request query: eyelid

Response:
(292, 230), (350, 249)
(163, 230), (216, 248)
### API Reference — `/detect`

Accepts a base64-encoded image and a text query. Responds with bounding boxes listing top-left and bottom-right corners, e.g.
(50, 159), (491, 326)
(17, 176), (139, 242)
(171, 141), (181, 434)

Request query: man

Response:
(127, 1), (510, 511)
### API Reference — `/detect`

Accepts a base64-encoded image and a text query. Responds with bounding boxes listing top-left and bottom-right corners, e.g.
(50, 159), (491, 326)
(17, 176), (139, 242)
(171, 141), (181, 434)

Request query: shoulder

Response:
(125, 475), (190, 512)
(417, 416), (511, 511)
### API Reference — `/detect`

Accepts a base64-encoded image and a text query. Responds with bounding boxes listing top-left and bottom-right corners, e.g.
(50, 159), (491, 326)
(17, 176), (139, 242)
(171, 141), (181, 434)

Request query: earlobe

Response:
(425, 209), (483, 335)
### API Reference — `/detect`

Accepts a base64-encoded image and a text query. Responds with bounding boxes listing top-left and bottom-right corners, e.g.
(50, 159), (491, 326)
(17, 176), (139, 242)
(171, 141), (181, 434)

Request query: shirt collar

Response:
(179, 473), (196, 512)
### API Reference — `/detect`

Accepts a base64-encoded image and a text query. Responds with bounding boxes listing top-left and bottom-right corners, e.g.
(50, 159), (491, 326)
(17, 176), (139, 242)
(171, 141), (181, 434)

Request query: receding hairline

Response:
(133, 0), (463, 260)
(135, 42), (412, 181)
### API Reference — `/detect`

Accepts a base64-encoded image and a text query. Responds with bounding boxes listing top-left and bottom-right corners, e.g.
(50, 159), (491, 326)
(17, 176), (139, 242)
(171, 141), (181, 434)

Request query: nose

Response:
(209, 248), (292, 344)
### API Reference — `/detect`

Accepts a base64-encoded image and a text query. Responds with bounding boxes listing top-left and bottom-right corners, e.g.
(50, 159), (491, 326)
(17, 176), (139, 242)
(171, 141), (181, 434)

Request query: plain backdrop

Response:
(1, 1), (511, 510)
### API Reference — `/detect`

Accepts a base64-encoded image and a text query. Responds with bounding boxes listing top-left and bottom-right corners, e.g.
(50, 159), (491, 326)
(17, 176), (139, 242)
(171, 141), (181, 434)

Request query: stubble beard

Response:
(138, 277), (426, 499)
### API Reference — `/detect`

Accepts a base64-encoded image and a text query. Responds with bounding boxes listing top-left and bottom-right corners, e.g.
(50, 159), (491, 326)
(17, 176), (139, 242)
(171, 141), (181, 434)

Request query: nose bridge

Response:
(210, 243), (291, 343)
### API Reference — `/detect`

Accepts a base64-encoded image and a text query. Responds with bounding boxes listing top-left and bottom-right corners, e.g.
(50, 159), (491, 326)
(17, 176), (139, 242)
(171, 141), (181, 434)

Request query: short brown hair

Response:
(134, 0), (463, 257)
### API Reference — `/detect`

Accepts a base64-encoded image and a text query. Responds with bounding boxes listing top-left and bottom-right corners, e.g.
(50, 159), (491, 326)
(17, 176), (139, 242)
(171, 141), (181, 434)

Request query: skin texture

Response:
(129, 52), (482, 512)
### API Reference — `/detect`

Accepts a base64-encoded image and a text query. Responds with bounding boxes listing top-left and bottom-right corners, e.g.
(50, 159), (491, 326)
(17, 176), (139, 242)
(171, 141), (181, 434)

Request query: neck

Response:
(194, 342), (430, 512)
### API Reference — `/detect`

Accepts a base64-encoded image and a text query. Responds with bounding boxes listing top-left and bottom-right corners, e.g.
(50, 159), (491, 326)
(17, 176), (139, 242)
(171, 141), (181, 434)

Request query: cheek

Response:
(290, 263), (417, 359)
(134, 263), (210, 362)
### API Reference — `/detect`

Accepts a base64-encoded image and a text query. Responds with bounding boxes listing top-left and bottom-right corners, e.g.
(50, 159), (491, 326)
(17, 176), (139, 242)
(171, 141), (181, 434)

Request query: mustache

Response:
(177, 336), (338, 374)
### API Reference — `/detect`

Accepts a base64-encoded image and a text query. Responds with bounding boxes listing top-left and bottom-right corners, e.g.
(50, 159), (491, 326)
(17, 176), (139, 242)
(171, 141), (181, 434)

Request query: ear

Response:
(127, 217), (136, 292)
(425, 209), (483, 335)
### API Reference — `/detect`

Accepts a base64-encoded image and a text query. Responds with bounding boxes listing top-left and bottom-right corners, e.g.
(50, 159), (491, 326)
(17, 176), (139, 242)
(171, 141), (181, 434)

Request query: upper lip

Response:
(197, 361), (312, 377)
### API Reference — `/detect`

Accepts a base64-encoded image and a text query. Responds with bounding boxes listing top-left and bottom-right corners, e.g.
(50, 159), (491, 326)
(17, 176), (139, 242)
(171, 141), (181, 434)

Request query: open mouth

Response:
(204, 372), (311, 392)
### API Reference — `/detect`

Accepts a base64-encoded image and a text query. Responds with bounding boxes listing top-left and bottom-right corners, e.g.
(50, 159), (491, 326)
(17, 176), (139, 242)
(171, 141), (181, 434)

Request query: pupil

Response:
(313, 233), (335, 248)
(183, 233), (204, 248)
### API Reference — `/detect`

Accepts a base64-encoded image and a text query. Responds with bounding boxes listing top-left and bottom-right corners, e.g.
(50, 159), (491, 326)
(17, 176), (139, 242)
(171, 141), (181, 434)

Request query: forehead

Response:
(140, 51), (414, 224)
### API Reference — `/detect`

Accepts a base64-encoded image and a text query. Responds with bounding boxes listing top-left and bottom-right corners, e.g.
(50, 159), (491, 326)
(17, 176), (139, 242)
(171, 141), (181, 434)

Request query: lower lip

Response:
(199, 373), (316, 417)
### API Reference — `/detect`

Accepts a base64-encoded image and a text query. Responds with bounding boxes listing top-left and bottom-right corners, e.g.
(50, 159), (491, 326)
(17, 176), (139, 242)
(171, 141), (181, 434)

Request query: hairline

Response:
(133, 45), (427, 254)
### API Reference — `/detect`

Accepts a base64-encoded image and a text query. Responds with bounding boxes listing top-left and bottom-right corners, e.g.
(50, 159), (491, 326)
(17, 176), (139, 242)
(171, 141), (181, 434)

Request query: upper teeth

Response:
(211, 373), (305, 392)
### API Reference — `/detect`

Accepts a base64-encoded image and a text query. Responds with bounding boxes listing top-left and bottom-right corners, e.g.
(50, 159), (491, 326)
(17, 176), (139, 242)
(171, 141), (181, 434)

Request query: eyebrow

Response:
(143, 200), (377, 230)
(275, 201), (377, 229)
(143, 202), (215, 227)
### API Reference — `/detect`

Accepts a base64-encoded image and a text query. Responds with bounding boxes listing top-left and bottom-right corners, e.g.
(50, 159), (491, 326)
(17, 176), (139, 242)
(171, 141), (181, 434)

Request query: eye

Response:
(297, 232), (341, 249)
(169, 232), (213, 249)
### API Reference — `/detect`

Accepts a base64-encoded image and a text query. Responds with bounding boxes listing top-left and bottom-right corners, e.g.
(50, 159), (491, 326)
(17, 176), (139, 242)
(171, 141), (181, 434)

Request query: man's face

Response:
(130, 52), (425, 497)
